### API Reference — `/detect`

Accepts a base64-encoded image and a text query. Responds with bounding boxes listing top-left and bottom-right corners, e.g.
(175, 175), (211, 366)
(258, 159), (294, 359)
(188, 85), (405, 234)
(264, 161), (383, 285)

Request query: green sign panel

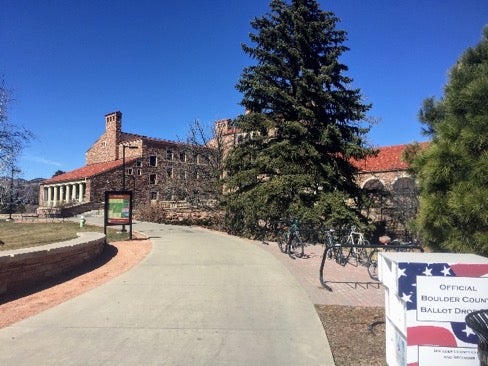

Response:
(107, 193), (131, 224)
(104, 191), (133, 239)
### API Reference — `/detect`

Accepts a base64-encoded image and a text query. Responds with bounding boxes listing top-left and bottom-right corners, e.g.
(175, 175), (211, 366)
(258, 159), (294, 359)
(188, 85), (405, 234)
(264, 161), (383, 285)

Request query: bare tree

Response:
(136, 119), (233, 227)
(0, 79), (33, 174)
(177, 119), (232, 210)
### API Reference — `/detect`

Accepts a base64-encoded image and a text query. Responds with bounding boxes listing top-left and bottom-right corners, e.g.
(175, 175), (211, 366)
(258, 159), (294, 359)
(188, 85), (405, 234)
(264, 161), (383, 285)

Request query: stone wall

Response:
(89, 169), (125, 203)
(356, 169), (414, 189)
(0, 232), (105, 296)
(356, 170), (418, 239)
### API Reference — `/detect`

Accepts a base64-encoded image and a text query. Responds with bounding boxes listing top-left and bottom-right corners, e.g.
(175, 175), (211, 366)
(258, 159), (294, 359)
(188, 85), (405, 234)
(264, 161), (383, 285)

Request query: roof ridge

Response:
(41, 157), (139, 184)
(354, 141), (429, 172)
(121, 131), (182, 145)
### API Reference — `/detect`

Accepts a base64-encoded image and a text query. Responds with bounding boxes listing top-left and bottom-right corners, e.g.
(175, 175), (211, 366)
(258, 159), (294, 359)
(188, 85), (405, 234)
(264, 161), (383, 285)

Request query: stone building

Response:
(354, 143), (429, 238)
(215, 118), (425, 191)
(355, 144), (420, 191)
(38, 111), (213, 216)
(215, 118), (427, 237)
(38, 111), (426, 232)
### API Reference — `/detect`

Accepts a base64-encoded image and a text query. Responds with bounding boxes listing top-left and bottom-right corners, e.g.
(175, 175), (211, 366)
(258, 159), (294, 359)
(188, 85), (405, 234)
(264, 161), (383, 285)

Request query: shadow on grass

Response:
(0, 243), (119, 305)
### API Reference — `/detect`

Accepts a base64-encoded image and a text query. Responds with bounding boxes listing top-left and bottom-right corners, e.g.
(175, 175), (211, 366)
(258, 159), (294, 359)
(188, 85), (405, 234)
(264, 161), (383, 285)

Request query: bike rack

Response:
(319, 243), (424, 292)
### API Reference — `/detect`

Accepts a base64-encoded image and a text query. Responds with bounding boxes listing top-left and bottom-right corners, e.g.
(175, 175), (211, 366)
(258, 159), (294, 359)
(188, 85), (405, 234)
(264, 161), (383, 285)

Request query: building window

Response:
(151, 192), (158, 200)
(149, 156), (157, 166)
(392, 177), (416, 195)
(150, 174), (157, 184)
(166, 150), (173, 160)
(137, 169), (142, 176)
(199, 154), (209, 165)
(166, 167), (173, 178)
(126, 168), (133, 175)
(135, 160), (142, 167)
(179, 152), (186, 162)
(363, 179), (386, 194)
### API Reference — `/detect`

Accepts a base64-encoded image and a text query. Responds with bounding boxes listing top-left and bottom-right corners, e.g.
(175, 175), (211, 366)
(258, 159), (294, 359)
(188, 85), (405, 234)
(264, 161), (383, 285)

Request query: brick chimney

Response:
(85, 111), (123, 165)
(105, 111), (122, 160)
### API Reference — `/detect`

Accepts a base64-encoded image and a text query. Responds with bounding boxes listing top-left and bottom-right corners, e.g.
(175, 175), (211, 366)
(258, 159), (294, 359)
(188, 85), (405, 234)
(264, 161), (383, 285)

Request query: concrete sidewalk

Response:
(0, 220), (334, 365)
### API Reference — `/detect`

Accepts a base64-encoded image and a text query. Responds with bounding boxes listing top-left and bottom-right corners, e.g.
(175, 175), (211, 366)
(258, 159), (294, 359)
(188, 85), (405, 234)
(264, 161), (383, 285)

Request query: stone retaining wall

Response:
(0, 232), (106, 296)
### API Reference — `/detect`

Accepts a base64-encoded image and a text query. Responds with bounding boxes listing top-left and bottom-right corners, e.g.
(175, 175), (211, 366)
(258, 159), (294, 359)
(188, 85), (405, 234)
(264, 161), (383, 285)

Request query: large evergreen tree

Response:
(412, 28), (488, 255)
(224, 0), (374, 236)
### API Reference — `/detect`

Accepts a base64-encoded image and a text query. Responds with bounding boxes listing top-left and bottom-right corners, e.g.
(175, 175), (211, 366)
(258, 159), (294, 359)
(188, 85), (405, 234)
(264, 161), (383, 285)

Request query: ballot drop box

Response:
(378, 252), (488, 366)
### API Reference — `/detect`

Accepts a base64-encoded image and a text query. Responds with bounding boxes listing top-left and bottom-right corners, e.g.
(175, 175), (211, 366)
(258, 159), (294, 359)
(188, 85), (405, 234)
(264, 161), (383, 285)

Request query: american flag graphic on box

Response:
(394, 260), (488, 366)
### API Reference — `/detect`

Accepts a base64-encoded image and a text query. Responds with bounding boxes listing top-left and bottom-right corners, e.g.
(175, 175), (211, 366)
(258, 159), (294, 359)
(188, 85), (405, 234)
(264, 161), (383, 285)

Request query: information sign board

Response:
(104, 191), (133, 239)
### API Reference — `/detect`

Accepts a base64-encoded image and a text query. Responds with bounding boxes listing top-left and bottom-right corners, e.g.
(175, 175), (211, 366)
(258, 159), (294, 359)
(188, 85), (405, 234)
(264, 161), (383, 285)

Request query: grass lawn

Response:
(0, 221), (130, 251)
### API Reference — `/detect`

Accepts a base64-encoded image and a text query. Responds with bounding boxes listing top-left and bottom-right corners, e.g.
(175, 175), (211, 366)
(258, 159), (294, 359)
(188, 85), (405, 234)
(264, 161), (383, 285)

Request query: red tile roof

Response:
(41, 158), (137, 184)
(355, 142), (429, 173)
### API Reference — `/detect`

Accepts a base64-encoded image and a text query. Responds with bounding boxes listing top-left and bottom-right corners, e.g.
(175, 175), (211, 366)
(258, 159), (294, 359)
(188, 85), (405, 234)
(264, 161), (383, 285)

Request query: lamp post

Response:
(121, 145), (138, 233)
(7, 166), (20, 221)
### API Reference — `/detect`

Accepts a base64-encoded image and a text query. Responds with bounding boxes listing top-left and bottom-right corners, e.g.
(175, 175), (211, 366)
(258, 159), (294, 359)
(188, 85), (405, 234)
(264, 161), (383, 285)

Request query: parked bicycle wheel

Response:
(367, 248), (379, 281)
(357, 240), (370, 265)
(290, 236), (304, 258)
(327, 246), (334, 259)
(277, 232), (289, 253)
(337, 246), (349, 265)
(328, 245), (348, 266)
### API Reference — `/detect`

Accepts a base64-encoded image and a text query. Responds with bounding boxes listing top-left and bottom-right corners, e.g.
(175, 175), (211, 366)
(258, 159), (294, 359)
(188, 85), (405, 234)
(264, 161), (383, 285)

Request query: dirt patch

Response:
(316, 304), (386, 366)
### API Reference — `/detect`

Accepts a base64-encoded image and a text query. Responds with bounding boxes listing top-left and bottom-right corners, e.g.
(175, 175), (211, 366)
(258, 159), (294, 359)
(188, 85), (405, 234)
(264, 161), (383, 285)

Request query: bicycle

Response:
(277, 219), (304, 258)
(366, 239), (423, 280)
(321, 228), (348, 266)
(366, 247), (380, 280)
(277, 224), (289, 253)
(343, 226), (370, 265)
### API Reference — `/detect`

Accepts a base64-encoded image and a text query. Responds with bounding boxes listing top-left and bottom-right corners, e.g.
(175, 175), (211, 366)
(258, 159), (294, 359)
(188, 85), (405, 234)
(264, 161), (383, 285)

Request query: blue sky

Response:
(1, 0), (487, 180)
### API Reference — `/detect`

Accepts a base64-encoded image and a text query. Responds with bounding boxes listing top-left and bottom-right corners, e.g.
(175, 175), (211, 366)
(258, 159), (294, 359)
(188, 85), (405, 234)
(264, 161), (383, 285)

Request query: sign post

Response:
(104, 191), (133, 239)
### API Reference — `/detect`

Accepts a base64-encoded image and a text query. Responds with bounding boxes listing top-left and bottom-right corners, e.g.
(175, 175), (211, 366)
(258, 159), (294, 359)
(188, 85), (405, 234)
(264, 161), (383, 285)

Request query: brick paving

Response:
(256, 240), (385, 307)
